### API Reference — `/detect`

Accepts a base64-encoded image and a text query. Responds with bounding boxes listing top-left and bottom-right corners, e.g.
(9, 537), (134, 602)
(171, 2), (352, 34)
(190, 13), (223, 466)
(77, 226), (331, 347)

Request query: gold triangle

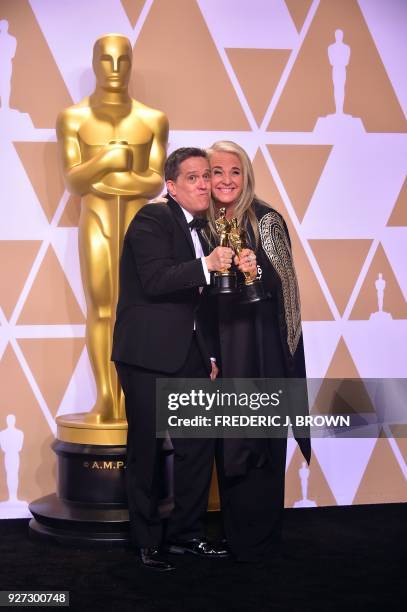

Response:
(14, 143), (65, 223)
(0, 345), (56, 503)
(350, 243), (407, 320)
(120, 0), (146, 28)
(18, 338), (85, 417)
(387, 179), (407, 227)
(309, 239), (372, 316)
(253, 149), (333, 321)
(268, 145), (332, 222)
(0, 241), (41, 319)
(129, 0), (249, 130)
(323, 337), (361, 379)
(285, 446), (337, 507)
(285, 0), (313, 33)
(353, 432), (407, 504)
(226, 49), (290, 125)
(3, 0), (72, 127)
(311, 378), (375, 414)
(17, 245), (85, 324)
(312, 341), (375, 415)
(269, 0), (407, 132)
(58, 194), (81, 227)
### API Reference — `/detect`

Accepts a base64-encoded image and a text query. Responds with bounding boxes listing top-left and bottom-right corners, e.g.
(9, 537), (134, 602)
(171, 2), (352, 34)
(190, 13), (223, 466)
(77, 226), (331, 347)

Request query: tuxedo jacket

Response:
(112, 194), (214, 374)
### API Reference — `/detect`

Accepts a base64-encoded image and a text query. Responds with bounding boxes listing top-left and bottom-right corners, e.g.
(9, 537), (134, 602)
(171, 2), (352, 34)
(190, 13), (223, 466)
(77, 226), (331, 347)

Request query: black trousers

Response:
(116, 334), (215, 548)
(216, 438), (287, 562)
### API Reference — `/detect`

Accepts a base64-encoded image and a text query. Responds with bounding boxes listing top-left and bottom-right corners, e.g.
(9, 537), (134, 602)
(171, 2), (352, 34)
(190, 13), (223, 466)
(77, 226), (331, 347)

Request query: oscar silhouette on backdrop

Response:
(0, 19), (16, 110)
(57, 33), (169, 428)
(0, 415), (27, 516)
(0, 19), (33, 131)
(315, 29), (364, 135)
(328, 29), (350, 116)
(293, 461), (316, 508)
(370, 273), (392, 321)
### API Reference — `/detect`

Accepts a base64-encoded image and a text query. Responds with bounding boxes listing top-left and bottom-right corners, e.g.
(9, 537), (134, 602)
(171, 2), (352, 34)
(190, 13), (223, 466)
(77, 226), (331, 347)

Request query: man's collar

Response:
(166, 193), (196, 223)
(167, 194), (193, 223)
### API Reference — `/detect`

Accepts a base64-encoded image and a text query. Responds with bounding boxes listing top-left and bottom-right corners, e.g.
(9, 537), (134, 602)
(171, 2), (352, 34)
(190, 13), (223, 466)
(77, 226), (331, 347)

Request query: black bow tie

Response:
(188, 217), (208, 231)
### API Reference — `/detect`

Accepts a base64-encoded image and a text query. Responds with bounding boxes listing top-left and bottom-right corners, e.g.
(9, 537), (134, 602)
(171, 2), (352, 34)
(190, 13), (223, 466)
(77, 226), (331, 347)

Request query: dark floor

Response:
(0, 504), (405, 612)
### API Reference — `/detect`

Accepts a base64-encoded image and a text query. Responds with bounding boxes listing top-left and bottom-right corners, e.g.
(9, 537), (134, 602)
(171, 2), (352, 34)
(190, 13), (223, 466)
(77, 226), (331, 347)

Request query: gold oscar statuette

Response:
(228, 219), (265, 304)
(56, 34), (169, 445)
(211, 207), (238, 294)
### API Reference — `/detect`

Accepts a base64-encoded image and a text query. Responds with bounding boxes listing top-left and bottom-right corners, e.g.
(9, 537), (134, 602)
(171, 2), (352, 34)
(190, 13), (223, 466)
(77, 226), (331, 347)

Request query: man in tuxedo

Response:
(112, 147), (234, 571)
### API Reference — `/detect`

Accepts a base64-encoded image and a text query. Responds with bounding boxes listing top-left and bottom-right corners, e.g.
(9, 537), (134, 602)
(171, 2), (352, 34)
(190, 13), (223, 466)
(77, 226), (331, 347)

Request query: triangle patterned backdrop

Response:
(0, 0), (406, 517)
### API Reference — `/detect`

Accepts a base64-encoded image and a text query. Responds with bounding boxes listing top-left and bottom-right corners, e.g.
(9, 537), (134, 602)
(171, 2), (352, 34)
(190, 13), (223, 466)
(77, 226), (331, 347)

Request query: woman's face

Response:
(210, 151), (243, 209)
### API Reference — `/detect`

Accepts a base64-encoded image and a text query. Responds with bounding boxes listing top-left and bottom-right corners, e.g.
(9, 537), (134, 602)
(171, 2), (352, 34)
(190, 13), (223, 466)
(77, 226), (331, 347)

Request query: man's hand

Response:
(210, 360), (219, 381)
(205, 246), (234, 273)
(234, 248), (257, 280)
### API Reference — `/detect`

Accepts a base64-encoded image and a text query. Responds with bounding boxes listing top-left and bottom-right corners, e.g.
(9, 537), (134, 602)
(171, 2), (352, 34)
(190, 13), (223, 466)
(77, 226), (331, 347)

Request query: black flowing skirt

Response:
(216, 293), (288, 561)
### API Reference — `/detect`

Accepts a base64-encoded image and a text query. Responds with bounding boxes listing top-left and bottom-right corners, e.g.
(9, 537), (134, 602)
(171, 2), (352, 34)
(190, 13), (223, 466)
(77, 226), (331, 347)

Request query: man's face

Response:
(167, 157), (211, 214)
(93, 36), (132, 91)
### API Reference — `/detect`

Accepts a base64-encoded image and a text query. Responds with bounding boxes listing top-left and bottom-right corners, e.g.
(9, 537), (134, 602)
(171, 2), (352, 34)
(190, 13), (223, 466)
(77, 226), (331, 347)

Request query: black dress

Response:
(215, 200), (311, 561)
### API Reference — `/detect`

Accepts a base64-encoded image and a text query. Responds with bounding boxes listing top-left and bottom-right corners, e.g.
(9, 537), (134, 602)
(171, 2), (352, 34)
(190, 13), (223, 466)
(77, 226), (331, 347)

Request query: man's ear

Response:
(166, 180), (175, 197)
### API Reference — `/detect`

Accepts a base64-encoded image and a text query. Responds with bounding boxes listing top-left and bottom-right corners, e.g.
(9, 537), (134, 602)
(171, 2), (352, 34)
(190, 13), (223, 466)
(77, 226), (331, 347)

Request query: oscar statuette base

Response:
(29, 493), (130, 546)
(28, 415), (172, 546)
(240, 279), (265, 304)
(211, 271), (238, 295)
(28, 426), (131, 546)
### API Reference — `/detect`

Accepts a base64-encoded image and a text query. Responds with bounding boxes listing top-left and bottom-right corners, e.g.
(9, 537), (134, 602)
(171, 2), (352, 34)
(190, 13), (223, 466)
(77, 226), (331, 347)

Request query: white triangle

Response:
(302, 139), (407, 238)
(285, 437), (297, 472)
(51, 228), (86, 316)
(311, 437), (377, 506)
(302, 321), (342, 378)
(358, 0), (407, 113)
(198, 0), (298, 48)
(344, 321), (407, 378)
(0, 333), (8, 360)
(0, 143), (48, 239)
(56, 346), (96, 417)
(381, 229), (407, 301)
(29, 0), (134, 103)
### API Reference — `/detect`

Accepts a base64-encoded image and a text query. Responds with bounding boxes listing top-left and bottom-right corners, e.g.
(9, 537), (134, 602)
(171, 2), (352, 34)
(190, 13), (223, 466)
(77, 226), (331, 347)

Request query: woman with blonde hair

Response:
(205, 140), (311, 562)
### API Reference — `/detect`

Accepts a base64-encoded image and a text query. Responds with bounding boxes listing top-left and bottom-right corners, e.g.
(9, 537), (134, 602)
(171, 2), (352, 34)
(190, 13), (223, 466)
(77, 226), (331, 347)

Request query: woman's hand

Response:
(235, 248), (257, 280)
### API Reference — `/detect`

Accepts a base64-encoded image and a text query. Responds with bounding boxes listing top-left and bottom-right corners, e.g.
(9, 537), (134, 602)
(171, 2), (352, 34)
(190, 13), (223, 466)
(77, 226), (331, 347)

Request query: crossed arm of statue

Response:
(56, 107), (168, 199)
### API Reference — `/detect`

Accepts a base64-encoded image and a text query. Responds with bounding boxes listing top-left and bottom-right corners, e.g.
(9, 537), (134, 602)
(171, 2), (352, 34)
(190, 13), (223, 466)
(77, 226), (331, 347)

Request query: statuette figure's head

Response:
(92, 34), (133, 91)
(335, 29), (344, 42)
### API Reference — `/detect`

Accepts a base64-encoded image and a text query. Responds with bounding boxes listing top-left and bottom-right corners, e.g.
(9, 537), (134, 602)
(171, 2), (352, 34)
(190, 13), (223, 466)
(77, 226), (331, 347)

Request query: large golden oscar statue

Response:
(29, 34), (169, 544)
(57, 34), (168, 443)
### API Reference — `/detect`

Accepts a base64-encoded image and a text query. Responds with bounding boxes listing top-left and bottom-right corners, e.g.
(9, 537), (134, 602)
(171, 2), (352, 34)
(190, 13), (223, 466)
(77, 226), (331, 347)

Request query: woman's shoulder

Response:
(253, 198), (286, 225)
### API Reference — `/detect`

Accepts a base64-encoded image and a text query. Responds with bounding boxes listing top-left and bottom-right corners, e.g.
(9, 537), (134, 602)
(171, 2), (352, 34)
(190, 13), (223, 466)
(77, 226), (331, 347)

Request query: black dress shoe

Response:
(165, 538), (230, 558)
(139, 547), (175, 571)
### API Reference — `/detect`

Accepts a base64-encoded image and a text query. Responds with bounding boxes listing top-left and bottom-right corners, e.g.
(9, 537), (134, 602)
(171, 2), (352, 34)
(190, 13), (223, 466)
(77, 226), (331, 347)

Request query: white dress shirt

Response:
(179, 205), (210, 284)
(178, 205), (214, 361)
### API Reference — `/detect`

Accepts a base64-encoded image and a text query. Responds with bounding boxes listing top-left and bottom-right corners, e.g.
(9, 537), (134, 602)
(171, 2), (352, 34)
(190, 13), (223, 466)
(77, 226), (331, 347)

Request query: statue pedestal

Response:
(293, 498), (317, 508)
(314, 113), (365, 137)
(369, 310), (392, 322)
(0, 499), (30, 519)
(29, 413), (217, 543)
(29, 415), (131, 545)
